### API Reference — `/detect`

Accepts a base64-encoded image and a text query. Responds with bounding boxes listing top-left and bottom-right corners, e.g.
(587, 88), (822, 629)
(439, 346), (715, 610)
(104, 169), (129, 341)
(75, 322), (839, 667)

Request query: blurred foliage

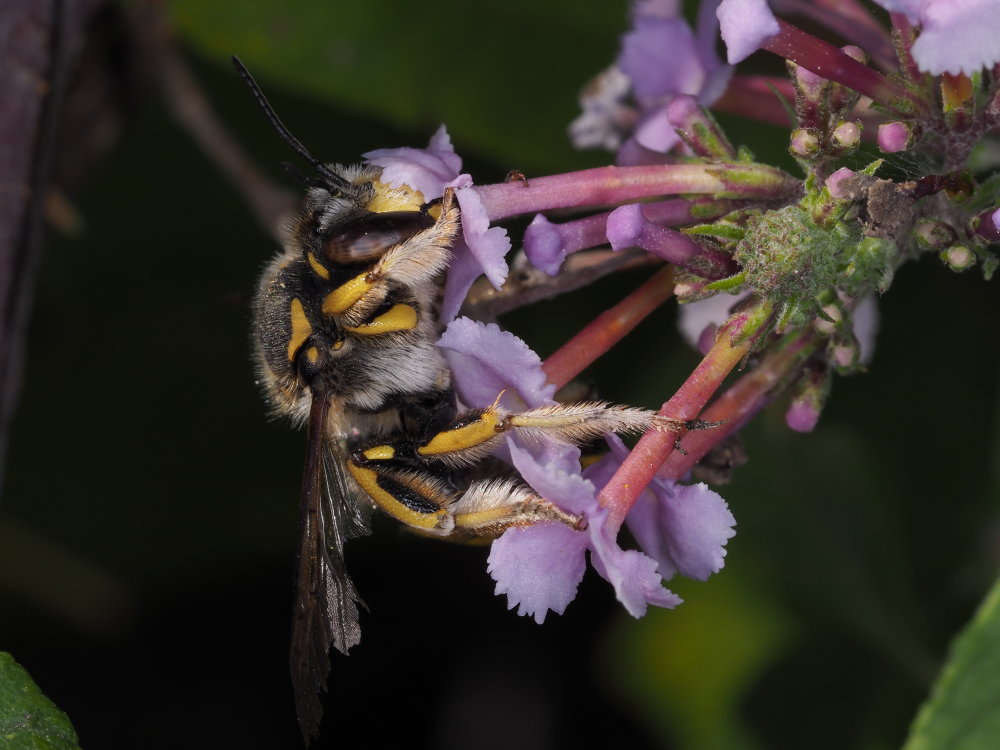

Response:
(0, 1), (998, 749)
(0, 652), (80, 750)
(169, 0), (624, 172)
(903, 575), (1000, 750)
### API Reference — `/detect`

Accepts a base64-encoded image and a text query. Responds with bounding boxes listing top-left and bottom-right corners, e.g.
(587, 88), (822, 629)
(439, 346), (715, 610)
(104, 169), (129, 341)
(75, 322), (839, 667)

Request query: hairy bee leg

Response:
(415, 400), (664, 470)
(345, 444), (582, 539)
(448, 478), (583, 539)
(345, 444), (456, 534)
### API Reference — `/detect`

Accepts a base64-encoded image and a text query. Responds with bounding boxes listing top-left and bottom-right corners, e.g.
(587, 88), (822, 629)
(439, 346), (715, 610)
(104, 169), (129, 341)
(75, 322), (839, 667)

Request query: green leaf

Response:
(902, 575), (1000, 750)
(0, 653), (80, 750)
(168, 0), (625, 170)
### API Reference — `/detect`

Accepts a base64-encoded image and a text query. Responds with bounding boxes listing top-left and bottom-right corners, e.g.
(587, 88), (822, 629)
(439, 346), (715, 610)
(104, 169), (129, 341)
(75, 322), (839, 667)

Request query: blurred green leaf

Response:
(604, 570), (796, 750)
(168, 0), (625, 170)
(0, 652), (79, 750)
(902, 575), (1000, 750)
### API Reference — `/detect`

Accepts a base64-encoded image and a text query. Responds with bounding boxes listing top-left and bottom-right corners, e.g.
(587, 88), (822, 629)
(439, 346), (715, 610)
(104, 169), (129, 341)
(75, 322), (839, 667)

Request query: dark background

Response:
(2, 2), (998, 748)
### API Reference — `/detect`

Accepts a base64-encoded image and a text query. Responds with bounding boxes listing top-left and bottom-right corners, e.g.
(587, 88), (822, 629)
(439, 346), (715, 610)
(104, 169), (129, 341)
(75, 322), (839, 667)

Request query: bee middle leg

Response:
(413, 398), (663, 470)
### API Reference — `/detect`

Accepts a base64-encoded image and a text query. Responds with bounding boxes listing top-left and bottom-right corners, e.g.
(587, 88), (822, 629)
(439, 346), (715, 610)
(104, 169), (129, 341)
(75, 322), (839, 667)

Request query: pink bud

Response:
(877, 122), (913, 153)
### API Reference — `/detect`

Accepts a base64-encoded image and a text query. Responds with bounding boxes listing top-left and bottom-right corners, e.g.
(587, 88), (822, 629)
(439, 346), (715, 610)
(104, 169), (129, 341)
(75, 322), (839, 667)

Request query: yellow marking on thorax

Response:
(287, 298), (312, 362)
(346, 463), (447, 530)
(362, 445), (395, 461)
(322, 273), (374, 316)
(417, 409), (502, 456)
(303, 346), (319, 365)
(306, 252), (330, 280)
(345, 304), (417, 335)
(367, 181), (425, 213)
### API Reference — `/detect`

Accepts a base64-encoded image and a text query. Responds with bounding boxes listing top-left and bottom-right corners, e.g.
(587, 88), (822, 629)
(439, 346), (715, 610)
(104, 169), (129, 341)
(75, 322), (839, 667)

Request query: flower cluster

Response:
(364, 0), (999, 622)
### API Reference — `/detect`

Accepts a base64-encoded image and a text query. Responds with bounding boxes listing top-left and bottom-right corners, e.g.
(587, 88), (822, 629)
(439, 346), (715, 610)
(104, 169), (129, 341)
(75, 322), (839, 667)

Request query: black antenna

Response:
(231, 56), (351, 191)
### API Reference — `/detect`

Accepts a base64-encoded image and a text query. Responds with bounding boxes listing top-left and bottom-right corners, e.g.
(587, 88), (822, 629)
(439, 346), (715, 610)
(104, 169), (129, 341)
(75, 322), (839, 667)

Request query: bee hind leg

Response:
(345, 443), (581, 540)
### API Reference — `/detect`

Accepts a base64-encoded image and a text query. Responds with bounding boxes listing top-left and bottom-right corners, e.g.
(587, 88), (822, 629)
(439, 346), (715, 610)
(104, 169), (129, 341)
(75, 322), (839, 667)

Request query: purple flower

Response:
(874, 0), (1000, 75)
(497, 440), (683, 621)
(440, 318), (685, 620)
(441, 175), (511, 321)
(571, 0), (731, 159)
(437, 317), (554, 410)
(717, 0), (780, 64)
(365, 128), (511, 323)
(364, 125), (461, 201)
(586, 436), (736, 583)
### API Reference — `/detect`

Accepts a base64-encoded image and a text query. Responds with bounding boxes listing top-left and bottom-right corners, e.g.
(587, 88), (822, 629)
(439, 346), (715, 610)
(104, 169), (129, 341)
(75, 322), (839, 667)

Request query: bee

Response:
(234, 58), (663, 741)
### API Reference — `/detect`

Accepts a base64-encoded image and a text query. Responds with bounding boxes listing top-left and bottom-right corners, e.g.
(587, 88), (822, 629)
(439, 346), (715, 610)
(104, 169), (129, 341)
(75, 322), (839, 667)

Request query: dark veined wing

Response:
(290, 393), (371, 742)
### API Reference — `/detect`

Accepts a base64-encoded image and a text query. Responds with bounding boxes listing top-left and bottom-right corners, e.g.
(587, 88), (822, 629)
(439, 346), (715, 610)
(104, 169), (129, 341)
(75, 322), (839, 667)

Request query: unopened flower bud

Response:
(667, 95), (737, 160)
(877, 122), (915, 153)
(785, 365), (831, 433)
(841, 45), (867, 64)
(830, 121), (861, 153)
(974, 208), (1000, 243)
(913, 218), (956, 250)
(825, 168), (858, 200)
(790, 128), (821, 158)
(941, 244), (976, 272)
(829, 336), (859, 372)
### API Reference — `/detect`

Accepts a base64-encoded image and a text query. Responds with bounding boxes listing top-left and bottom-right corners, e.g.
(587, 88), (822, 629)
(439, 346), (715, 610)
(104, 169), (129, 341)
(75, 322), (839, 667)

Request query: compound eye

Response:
(323, 211), (435, 264)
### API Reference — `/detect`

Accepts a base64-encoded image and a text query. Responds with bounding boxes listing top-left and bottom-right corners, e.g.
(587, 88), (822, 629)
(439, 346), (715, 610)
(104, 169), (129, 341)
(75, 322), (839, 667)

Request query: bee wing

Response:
(290, 394), (370, 742)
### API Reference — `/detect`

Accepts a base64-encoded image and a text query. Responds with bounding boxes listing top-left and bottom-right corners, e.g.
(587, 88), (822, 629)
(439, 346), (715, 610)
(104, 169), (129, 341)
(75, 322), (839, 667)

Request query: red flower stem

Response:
(660, 330), (821, 480)
(475, 164), (799, 221)
(542, 266), (675, 390)
(598, 330), (753, 530)
(764, 20), (927, 115)
(714, 75), (797, 128)
(770, 0), (896, 71)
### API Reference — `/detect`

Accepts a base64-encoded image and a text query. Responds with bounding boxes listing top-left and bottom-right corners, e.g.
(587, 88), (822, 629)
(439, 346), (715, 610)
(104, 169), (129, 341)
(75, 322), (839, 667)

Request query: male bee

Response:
(235, 58), (663, 741)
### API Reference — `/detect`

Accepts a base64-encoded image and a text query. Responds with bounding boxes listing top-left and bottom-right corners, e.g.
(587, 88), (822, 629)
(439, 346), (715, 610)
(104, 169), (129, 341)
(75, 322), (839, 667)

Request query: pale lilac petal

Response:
(627, 479), (736, 581)
(853, 294), (879, 365)
(488, 523), (588, 624)
(448, 175), (510, 289)
(620, 15), (706, 102)
(717, 0), (780, 64)
(634, 104), (682, 153)
(993, 209), (1000, 234)
(508, 440), (592, 512)
(363, 125), (462, 200)
(437, 318), (555, 410)
(588, 506), (682, 616)
(523, 214), (566, 275)
(875, 0), (1000, 75)
(439, 240), (481, 323)
(677, 292), (746, 350)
